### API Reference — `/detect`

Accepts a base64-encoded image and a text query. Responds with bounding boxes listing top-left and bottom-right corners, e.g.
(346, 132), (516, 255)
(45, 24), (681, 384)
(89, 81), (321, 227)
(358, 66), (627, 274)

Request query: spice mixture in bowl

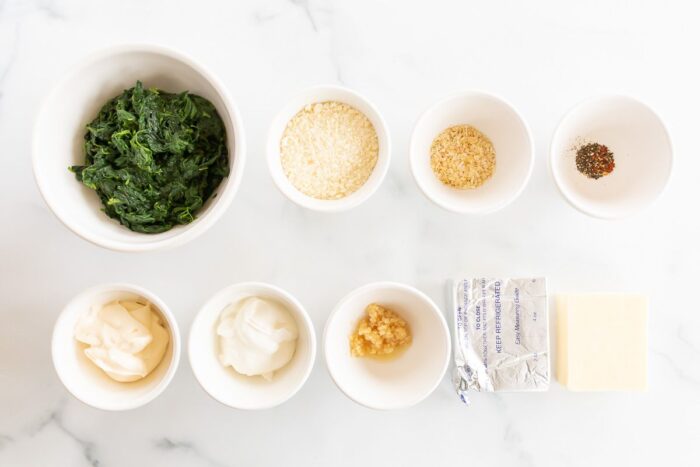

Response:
(410, 91), (534, 214)
(550, 95), (673, 219)
(574, 141), (615, 180)
(267, 85), (391, 212)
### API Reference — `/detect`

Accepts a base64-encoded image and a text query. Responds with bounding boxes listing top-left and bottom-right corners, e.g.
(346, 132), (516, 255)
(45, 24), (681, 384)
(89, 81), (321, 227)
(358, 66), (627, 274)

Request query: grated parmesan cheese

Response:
(280, 101), (379, 200)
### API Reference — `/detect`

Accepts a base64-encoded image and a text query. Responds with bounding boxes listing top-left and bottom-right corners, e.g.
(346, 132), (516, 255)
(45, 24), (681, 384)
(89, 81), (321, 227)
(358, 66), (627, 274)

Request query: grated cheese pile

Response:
(280, 101), (379, 200)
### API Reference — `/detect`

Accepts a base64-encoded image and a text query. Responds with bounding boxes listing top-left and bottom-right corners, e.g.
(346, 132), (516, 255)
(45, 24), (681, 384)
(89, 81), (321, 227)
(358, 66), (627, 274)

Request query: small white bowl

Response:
(410, 91), (534, 214)
(266, 85), (391, 212)
(189, 282), (316, 410)
(33, 44), (246, 252)
(550, 95), (673, 219)
(323, 282), (451, 410)
(52, 283), (181, 411)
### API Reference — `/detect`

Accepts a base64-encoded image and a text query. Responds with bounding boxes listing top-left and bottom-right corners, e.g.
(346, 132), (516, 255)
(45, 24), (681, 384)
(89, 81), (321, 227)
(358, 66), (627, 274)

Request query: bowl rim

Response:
(31, 43), (246, 252)
(266, 83), (391, 212)
(51, 282), (181, 411)
(548, 93), (674, 220)
(409, 89), (535, 215)
(188, 281), (317, 410)
(322, 281), (451, 410)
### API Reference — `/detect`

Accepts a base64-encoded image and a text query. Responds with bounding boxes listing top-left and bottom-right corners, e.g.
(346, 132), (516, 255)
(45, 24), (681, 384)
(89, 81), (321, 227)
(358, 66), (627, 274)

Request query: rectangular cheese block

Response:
(556, 294), (648, 391)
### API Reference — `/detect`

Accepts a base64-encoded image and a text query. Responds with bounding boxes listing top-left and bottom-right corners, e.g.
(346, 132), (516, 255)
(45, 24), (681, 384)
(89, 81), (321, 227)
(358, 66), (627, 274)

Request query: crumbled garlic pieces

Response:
(430, 124), (496, 189)
(350, 303), (412, 358)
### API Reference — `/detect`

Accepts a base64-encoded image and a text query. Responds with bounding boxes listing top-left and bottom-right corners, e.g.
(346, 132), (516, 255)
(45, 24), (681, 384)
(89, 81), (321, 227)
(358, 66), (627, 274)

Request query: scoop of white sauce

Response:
(216, 296), (298, 381)
(74, 300), (169, 382)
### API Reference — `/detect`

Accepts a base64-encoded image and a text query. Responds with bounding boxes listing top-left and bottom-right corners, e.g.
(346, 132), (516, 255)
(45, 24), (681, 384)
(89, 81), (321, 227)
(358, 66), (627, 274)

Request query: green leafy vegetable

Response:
(70, 81), (229, 234)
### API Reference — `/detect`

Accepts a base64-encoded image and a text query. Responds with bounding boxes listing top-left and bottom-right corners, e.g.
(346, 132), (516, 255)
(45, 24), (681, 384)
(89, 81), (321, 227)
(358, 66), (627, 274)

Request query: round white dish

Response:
(550, 95), (673, 219)
(410, 90), (534, 214)
(32, 44), (246, 252)
(52, 283), (181, 411)
(189, 282), (316, 410)
(266, 84), (391, 212)
(323, 282), (451, 410)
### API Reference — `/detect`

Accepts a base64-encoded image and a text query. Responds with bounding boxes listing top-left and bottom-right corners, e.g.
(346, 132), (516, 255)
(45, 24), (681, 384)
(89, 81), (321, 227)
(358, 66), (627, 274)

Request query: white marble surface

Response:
(1, 0), (699, 465)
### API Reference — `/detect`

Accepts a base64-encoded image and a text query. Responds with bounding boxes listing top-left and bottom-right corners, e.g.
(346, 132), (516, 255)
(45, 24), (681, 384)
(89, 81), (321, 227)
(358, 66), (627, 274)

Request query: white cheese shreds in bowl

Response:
(280, 101), (379, 200)
(267, 85), (391, 212)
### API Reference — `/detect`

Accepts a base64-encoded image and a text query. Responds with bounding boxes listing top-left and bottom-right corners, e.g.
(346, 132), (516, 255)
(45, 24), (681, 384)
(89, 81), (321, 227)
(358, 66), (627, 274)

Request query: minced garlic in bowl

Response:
(350, 303), (412, 359)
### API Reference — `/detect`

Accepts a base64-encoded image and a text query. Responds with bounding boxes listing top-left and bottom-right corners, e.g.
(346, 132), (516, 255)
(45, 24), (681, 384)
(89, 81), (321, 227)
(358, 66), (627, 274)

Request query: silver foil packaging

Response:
(450, 277), (550, 405)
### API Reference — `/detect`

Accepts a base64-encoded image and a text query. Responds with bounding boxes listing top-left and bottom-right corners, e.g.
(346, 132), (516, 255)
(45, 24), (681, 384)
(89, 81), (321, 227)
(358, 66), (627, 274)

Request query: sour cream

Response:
(216, 296), (298, 381)
(74, 300), (169, 382)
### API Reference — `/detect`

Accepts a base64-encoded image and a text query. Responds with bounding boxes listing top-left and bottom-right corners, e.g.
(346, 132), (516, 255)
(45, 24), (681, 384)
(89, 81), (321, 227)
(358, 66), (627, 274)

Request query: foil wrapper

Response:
(451, 277), (550, 405)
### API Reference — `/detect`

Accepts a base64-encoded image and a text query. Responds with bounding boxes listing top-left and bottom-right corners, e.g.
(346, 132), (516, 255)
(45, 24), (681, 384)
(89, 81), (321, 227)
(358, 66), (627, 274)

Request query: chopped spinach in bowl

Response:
(70, 81), (229, 234)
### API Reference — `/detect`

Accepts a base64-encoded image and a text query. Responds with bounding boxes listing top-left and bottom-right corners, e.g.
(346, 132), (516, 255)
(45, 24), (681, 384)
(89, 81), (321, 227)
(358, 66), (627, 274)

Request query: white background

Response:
(1, 0), (699, 465)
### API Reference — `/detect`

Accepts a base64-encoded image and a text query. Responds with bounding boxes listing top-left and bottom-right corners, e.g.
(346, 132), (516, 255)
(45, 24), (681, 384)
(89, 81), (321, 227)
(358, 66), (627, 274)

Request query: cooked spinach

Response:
(70, 81), (229, 234)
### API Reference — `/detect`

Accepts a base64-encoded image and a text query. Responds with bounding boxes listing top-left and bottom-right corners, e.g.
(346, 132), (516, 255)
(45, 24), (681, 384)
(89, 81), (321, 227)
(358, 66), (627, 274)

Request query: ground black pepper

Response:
(575, 142), (615, 179)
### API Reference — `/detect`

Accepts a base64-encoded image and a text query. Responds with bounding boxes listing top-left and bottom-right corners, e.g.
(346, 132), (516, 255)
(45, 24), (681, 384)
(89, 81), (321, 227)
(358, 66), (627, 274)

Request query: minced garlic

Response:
(350, 303), (412, 358)
(280, 101), (379, 200)
(430, 124), (496, 189)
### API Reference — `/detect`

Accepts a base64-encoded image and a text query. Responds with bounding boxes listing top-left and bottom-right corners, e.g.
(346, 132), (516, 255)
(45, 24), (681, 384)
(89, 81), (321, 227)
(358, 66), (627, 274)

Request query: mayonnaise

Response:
(74, 300), (169, 382)
(216, 296), (298, 381)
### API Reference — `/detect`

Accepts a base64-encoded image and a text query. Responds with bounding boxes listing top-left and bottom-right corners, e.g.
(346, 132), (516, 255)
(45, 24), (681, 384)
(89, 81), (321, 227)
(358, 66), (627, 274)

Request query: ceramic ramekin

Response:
(323, 282), (451, 410)
(32, 44), (246, 252)
(410, 90), (534, 214)
(52, 283), (181, 411)
(189, 282), (316, 410)
(550, 94), (673, 219)
(266, 84), (391, 212)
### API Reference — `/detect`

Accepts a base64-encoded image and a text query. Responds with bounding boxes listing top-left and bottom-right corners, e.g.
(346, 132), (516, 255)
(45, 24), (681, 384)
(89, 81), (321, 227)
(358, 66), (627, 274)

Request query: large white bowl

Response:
(410, 91), (534, 214)
(189, 282), (316, 410)
(52, 283), (181, 411)
(323, 282), (451, 410)
(550, 95), (673, 219)
(33, 44), (246, 251)
(267, 85), (391, 212)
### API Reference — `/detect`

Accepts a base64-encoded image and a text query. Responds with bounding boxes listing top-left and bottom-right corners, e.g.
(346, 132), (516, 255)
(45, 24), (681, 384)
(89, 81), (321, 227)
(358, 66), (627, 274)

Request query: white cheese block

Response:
(556, 294), (648, 391)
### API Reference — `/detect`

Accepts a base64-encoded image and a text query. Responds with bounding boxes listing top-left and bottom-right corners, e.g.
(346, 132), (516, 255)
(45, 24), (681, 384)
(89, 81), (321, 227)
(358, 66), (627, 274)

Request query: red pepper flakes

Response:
(575, 142), (615, 179)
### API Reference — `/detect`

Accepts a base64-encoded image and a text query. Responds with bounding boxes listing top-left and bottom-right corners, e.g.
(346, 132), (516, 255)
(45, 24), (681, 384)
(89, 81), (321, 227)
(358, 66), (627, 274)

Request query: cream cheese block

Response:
(556, 294), (648, 391)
